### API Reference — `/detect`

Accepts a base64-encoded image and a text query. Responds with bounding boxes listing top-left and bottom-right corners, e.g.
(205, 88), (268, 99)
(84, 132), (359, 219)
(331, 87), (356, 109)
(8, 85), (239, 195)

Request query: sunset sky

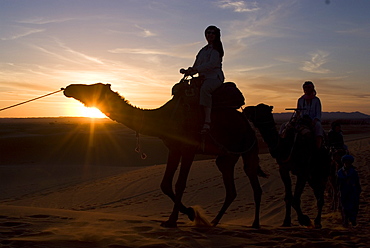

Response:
(1, 0), (369, 117)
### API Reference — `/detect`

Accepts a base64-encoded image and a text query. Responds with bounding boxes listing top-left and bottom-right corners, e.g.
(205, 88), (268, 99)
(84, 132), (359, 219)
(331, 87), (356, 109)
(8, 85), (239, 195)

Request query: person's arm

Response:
(337, 169), (344, 187)
(313, 98), (322, 122)
(354, 170), (362, 193)
(296, 97), (303, 118)
(192, 49), (202, 69)
(185, 48), (203, 76)
(193, 49), (221, 73)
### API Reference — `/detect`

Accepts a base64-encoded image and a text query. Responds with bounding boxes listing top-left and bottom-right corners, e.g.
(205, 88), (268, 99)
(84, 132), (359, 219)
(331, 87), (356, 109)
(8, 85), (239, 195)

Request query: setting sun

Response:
(80, 107), (106, 118)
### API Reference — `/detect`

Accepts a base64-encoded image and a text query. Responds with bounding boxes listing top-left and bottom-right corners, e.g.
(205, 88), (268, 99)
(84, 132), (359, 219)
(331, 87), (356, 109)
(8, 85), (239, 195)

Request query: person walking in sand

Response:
(337, 154), (361, 227)
(181, 25), (225, 132)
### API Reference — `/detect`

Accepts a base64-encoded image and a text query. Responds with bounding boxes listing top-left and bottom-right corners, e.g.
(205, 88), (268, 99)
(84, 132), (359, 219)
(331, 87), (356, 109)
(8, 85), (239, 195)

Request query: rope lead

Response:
(0, 88), (65, 112)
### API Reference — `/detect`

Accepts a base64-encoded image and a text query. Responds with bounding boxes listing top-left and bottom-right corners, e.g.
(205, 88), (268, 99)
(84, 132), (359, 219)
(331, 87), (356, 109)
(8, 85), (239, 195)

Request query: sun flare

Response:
(80, 107), (106, 118)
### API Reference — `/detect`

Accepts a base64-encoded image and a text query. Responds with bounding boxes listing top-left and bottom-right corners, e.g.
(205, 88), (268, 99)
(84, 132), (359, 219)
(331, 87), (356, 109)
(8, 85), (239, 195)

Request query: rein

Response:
(135, 132), (147, 160)
(0, 88), (65, 112)
(135, 111), (147, 160)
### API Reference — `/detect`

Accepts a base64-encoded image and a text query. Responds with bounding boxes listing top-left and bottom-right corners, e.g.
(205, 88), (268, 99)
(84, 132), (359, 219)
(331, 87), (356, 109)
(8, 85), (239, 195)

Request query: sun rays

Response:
(80, 107), (107, 118)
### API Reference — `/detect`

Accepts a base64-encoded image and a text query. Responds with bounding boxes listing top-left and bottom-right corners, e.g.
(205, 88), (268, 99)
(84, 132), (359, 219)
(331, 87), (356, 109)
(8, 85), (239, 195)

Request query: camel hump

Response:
(212, 82), (245, 109)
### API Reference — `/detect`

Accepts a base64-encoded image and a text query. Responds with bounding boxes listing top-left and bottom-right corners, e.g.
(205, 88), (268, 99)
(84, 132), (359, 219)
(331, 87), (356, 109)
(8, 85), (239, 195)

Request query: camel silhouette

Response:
(64, 82), (263, 228)
(244, 103), (331, 228)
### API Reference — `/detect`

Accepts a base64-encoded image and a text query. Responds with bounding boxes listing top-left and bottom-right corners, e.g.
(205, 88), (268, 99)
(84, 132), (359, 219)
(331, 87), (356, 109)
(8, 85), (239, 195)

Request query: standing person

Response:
(328, 121), (346, 150)
(296, 81), (324, 149)
(182, 25), (225, 132)
(337, 155), (361, 227)
(328, 121), (348, 165)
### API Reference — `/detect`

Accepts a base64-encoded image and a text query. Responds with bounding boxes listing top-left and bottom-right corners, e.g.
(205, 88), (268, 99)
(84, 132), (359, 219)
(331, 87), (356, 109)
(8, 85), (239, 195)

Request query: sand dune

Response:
(0, 119), (369, 247)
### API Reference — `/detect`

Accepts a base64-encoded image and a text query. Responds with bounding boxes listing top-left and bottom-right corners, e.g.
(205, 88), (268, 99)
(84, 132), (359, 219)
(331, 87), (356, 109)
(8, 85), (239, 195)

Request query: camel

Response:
(63, 81), (263, 228)
(327, 147), (347, 211)
(244, 103), (331, 228)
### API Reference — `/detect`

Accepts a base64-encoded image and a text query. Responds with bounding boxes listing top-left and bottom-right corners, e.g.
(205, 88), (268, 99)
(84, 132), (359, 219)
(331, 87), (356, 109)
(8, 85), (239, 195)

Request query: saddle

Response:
(171, 76), (245, 109)
(170, 77), (247, 154)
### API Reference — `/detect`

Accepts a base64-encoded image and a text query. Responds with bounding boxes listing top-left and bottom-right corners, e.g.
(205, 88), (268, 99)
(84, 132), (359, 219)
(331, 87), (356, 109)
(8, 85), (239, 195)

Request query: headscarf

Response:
(302, 81), (317, 100)
(205, 25), (224, 58)
(342, 154), (355, 164)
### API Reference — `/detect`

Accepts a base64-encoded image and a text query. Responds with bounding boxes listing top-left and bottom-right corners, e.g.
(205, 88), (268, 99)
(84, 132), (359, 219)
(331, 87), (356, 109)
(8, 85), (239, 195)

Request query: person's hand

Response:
(180, 68), (192, 75)
(187, 67), (197, 75)
(180, 67), (198, 76)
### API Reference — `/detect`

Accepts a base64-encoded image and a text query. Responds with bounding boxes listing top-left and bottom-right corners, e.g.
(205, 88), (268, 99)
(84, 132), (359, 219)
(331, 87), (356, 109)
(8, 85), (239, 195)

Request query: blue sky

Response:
(0, 0), (369, 117)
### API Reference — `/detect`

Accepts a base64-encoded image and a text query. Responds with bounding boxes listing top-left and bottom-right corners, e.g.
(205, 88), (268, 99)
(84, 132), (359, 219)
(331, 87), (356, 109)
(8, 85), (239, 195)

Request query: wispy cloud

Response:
(108, 44), (196, 60)
(0, 28), (44, 41)
(1, 81), (51, 92)
(300, 50), (331, 74)
(223, 1), (296, 57)
(30, 39), (105, 66)
(17, 17), (78, 25)
(109, 48), (168, 56)
(135, 25), (156, 37)
(58, 42), (104, 65)
(216, 0), (259, 12)
(336, 26), (370, 37)
(231, 64), (276, 73)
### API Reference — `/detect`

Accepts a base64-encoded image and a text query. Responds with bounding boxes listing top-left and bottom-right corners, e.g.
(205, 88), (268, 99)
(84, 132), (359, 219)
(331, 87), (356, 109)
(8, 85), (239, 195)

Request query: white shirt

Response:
(192, 45), (225, 81)
(297, 96), (322, 121)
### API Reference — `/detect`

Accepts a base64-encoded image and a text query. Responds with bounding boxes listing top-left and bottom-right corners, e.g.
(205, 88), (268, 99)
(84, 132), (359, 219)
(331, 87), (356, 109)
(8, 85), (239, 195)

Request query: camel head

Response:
(64, 83), (112, 108)
(244, 103), (280, 158)
(243, 103), (274, 127)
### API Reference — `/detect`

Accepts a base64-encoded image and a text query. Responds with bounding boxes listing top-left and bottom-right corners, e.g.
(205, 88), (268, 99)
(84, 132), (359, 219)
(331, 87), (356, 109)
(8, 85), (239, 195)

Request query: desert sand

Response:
(0, 117), (369, 248)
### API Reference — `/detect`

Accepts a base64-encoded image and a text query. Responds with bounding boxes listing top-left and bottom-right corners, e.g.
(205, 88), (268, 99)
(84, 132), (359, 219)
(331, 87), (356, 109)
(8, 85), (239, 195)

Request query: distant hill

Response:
(322, 111), (370, 120)
(273, 111), (370, 122)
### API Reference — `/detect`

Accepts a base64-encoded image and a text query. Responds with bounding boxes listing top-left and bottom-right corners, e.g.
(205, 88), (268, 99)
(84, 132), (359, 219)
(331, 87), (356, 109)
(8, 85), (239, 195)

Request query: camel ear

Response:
(106, 84), (111, 89)
(270, 106), (274, 111)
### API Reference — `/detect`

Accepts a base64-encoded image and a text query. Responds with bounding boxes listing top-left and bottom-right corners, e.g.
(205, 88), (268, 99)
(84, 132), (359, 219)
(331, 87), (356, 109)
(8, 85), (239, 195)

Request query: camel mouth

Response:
(63, 84), (111, 110)
(63, 85), (75, 98)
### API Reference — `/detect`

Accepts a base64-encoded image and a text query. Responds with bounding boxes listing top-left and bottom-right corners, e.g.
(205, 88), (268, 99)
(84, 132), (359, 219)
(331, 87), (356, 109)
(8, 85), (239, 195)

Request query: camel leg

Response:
(331, 159), (341, 211)
(211, 155), (239, 227)
(292, 175), (311, 226)
(160, 149), (195, 227)
(279, 166), (293, 227)
(311, 150), (330, 228)
(327, 160), (337, 211)
(310, 165), (327, 229)
(242, 150), (262, 229)
(312, 184), (325, 229)
(161, 151), (195, 227)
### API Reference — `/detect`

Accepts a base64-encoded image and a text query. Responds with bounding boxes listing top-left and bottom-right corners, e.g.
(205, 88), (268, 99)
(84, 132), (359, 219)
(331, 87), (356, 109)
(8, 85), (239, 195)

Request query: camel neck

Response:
(102, 97), (147, 133)
(101, 92), (175, 139)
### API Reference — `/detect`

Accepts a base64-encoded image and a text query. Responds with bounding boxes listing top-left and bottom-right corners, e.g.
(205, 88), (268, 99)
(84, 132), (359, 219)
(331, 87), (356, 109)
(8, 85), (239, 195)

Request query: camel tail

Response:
(191, 205), (212, 227)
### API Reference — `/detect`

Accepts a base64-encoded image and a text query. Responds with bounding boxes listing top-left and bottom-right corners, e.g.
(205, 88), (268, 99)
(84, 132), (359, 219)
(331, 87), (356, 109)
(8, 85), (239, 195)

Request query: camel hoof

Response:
(186, 207), (195, 221)
(314, 220), (322, 229)
(160, 220), (177, 228)
(252, 222), (260, 229)
(282, 219), (291, 227)
(211, 219), (219, 227)
(298, 215), (311, 226)
(315, 223), (322, 229)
